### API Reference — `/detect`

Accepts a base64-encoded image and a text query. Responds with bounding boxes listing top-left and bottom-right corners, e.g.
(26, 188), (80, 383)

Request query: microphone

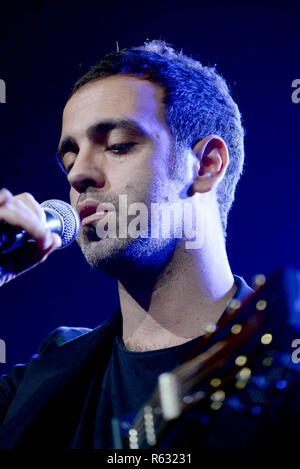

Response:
(0, 199), (81, 255)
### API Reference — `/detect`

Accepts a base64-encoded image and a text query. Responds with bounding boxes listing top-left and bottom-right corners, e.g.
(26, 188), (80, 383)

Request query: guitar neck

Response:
(112, 268), (300, 449)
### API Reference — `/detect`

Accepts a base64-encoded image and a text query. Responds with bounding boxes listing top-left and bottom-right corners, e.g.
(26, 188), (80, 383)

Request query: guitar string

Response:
(130, 317), (262, 446)
(128, 289), (285, 447)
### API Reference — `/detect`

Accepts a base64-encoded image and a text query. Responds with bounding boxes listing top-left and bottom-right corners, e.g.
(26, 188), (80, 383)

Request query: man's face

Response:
(58, 75), (190, 271)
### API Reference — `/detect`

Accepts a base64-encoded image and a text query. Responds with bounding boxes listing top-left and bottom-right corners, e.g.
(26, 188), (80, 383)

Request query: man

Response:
(0, 40), (296, 449)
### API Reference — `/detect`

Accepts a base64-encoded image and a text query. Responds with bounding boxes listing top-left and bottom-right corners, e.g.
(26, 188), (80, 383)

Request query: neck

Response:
(118, 232), (236, 352)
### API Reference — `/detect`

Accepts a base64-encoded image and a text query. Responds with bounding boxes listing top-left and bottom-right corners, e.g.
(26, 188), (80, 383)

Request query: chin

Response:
(77, 232), (130, 271)
(77, 225), (178, 276)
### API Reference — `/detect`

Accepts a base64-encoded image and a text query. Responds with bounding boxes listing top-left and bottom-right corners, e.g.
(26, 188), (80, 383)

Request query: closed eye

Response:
(56, 142), (137, 176)
(107, 143), (136, 155)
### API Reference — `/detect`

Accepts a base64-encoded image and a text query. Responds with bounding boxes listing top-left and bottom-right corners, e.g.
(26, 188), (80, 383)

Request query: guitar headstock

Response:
(112, 268), (300, 449)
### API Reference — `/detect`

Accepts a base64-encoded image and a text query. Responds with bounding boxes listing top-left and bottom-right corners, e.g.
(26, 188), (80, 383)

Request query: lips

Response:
(77, 200), (114, 227)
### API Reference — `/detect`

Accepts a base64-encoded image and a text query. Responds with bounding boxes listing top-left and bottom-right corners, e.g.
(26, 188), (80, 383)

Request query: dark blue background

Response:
(0, 0), (299, 373)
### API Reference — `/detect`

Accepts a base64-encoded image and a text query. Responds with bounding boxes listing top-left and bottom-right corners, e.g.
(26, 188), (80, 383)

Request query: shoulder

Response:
(38, 326), (94, 356)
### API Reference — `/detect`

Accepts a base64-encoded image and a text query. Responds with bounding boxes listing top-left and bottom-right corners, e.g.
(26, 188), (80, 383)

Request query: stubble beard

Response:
(76, 220), (178, 280)
(76, 223), (129, 270)
(75, 176), (184, 279)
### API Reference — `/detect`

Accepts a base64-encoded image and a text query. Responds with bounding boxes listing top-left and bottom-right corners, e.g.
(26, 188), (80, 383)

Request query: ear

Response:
(191, 135), (229, 195)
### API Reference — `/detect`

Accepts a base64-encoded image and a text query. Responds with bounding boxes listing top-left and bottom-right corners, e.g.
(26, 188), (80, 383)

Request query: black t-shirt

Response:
(93, 330), (206, 448)
(92, 275), (253, 449)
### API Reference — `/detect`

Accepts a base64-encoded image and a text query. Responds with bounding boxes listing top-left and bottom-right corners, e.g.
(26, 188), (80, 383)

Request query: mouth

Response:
(77, 200), (115, 227)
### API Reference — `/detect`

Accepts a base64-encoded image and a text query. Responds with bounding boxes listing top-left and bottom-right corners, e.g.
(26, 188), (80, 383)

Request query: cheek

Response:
(115, 161), (153, 189)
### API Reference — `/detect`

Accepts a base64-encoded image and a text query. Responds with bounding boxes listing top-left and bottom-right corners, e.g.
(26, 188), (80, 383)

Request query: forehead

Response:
(61, 75), (168, 136)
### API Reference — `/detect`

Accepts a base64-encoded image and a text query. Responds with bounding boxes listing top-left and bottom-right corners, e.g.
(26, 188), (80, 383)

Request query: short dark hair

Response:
(70, 40), (245, 238)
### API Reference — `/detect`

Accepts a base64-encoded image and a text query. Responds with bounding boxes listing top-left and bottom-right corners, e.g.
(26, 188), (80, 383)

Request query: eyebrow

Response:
(56, 118), (150, 168)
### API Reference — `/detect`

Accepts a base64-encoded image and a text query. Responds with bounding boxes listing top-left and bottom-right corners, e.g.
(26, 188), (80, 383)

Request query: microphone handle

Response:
(0, 209), (63, 255)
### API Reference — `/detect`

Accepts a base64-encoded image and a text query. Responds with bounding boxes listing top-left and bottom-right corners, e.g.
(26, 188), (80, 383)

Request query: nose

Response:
(67, 145), (106, 193)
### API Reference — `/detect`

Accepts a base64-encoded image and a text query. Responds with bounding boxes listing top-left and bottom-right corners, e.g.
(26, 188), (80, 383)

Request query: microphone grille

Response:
(41, 199), (81, 248)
